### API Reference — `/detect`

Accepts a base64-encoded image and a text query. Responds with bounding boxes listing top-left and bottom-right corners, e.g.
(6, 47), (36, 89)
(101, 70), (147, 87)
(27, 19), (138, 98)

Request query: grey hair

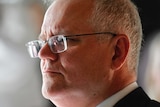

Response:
(91, 0), (143, 71)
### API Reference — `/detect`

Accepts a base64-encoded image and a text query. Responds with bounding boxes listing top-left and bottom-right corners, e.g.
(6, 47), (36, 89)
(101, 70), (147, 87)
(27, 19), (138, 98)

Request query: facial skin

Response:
(38, 0), (136, 107)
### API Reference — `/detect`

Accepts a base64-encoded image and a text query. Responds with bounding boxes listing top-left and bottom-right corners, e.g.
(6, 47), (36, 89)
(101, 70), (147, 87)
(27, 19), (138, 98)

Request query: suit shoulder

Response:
(148, 100), (160, 107)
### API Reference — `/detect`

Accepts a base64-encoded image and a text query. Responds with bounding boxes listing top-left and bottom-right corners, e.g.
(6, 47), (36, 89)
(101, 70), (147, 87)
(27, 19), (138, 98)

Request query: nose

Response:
(38, 43), (58, 61)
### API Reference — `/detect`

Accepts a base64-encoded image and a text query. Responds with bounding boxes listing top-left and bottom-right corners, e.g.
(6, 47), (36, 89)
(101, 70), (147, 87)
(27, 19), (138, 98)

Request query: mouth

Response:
(43, 69), (61, 74)
(42, 70), (63, 79)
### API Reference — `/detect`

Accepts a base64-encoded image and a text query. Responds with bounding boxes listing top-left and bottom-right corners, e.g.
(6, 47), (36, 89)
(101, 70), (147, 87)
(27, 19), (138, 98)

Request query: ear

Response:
(111, 34), (129, 70)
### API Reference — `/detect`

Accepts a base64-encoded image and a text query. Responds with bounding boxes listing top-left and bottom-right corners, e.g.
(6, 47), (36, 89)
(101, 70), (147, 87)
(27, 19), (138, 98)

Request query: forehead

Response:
(47, 0), (94, 20)
(40, 0), (94, 39)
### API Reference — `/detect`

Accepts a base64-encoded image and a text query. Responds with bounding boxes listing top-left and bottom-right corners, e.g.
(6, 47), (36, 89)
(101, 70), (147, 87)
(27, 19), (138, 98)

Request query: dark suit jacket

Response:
(114, 87), (160, 107)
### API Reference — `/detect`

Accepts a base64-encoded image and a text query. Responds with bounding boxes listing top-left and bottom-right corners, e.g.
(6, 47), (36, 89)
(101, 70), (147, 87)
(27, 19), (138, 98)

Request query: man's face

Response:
(39, 0), (113, 100)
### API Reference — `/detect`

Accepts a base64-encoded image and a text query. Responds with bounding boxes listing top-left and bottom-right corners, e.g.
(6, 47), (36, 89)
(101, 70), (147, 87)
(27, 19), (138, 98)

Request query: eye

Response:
(57, 36), (64, 42)
(65, 37), (81, 47)
(66, 37), (80, 42)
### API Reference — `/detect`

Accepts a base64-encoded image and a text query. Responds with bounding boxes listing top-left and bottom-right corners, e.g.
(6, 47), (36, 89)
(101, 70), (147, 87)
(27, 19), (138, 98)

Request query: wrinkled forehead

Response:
(41, 0), (94, 36)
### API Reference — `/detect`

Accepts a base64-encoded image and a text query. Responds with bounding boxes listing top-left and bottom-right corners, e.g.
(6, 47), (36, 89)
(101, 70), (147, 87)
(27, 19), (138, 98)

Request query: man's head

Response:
(37, 0), (142, 106)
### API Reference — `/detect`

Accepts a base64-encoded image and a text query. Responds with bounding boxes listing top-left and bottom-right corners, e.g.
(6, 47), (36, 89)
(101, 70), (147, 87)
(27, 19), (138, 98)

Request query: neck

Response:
(107, 67), (137, 98)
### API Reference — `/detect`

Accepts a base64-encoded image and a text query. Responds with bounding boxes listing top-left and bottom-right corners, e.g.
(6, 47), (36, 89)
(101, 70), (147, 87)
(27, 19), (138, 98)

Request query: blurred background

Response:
(0, 0), (159, 107)
(133, 0), (160, 102)
(0, 0), (55, 107)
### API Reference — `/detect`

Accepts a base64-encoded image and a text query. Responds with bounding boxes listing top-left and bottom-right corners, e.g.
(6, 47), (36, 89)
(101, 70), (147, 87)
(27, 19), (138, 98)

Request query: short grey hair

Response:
(91, 0), (143, 71)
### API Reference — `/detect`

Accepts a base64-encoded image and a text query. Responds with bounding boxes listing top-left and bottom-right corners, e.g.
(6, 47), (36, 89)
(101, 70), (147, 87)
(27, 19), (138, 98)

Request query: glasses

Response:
(26, 32), (116, 58)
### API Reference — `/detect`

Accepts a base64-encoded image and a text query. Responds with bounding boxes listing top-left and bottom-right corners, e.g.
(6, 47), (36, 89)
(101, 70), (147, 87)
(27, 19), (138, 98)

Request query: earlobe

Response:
(111, 34), (129, 70)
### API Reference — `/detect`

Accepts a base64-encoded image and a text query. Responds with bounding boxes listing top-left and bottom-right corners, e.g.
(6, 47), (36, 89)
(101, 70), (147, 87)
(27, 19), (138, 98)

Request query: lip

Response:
(42, 69), (61, 74)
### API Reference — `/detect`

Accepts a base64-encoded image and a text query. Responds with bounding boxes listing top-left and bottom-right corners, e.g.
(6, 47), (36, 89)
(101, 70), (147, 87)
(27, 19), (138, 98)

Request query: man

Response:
(26, 0), (160, 107)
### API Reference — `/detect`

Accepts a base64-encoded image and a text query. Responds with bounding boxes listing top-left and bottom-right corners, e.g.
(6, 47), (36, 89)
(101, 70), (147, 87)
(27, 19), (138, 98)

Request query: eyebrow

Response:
(38, 29), (67, 40)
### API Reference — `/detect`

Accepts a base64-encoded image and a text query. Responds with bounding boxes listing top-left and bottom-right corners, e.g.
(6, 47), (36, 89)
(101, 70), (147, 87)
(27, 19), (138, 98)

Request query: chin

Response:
(41, 83), (53, 99)
(41, 78), (66, 99)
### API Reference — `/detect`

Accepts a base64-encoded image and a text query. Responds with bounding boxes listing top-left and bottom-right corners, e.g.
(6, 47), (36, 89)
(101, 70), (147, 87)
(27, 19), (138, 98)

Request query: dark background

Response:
(133, 0), (160, 40)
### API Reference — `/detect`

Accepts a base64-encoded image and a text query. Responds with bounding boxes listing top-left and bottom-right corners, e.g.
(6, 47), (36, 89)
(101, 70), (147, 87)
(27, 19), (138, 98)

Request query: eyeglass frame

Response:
(26, 32), (117, 58)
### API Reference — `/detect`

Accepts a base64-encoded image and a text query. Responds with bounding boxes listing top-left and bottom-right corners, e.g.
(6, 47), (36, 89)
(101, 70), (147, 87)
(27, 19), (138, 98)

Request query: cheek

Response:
(60, 53), (87, 80)
(60, 49), (110, 85)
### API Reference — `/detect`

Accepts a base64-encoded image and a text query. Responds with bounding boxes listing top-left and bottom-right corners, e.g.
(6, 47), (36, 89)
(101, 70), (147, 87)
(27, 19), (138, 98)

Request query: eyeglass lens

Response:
(26, 40), (43, 58)
(48, 35), (67, 53)
(26, 35), (67, 58)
